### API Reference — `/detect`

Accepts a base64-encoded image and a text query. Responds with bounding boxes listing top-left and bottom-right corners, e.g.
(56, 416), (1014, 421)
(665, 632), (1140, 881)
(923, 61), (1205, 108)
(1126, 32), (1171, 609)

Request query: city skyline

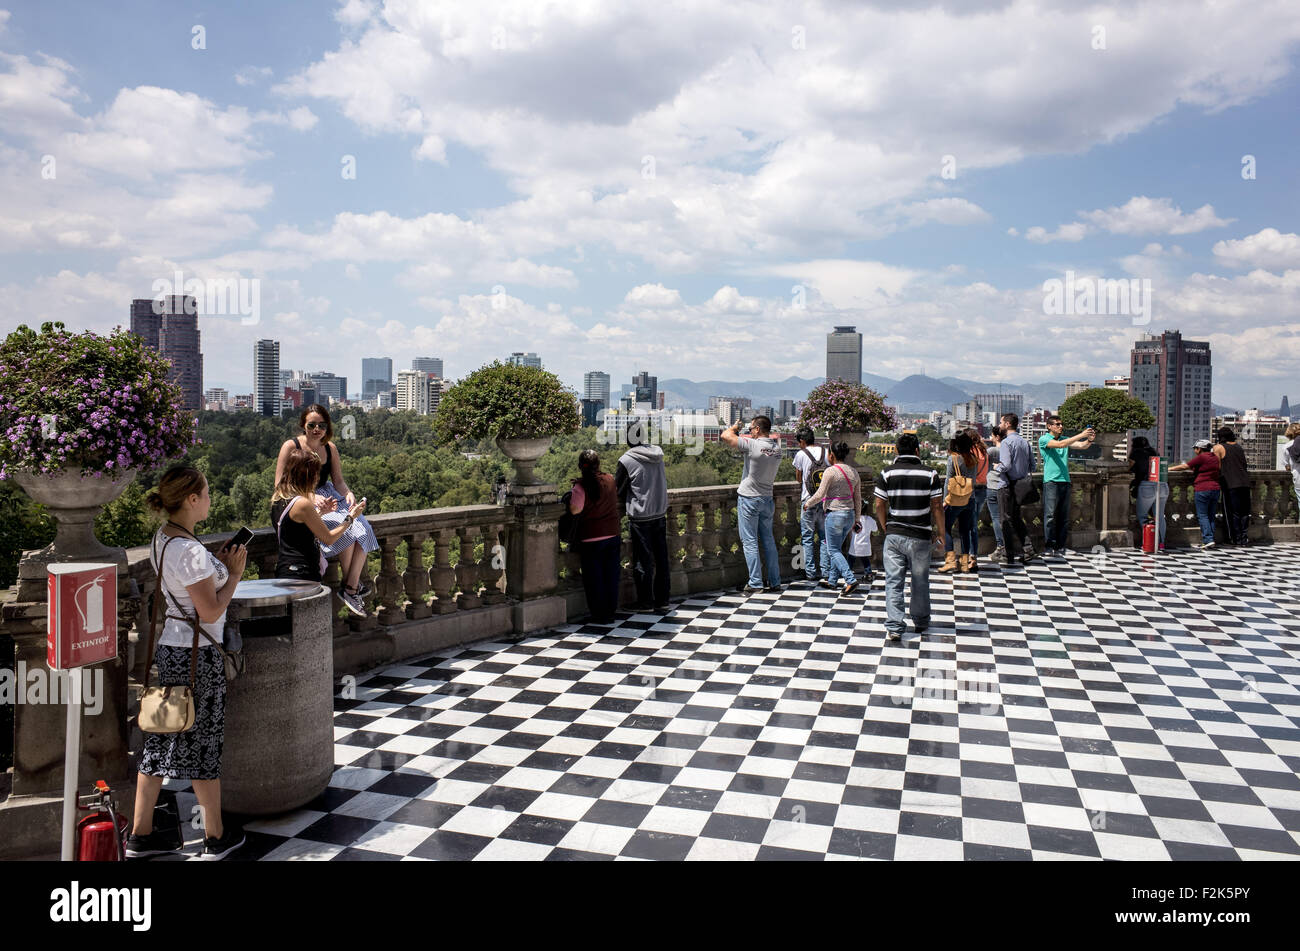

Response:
(2, 3), (1298, 408)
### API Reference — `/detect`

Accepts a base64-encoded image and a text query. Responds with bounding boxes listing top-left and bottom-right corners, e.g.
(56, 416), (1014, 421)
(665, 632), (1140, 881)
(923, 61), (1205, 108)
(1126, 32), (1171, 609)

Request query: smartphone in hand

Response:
(221, 525), (253, 552)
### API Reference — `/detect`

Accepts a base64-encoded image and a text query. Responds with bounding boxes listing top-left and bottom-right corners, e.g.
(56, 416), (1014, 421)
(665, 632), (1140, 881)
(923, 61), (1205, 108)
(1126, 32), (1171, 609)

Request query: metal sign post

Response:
(48, 562), (118, 861)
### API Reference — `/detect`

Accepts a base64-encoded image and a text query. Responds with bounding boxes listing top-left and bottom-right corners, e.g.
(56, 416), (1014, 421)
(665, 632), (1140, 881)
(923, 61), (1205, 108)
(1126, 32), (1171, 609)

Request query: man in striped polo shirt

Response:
(874, 432), (945, 642)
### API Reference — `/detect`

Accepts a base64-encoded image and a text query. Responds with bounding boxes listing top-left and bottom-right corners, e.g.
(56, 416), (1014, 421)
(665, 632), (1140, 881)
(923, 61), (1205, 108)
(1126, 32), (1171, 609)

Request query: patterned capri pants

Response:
(139, 645), (226, 781)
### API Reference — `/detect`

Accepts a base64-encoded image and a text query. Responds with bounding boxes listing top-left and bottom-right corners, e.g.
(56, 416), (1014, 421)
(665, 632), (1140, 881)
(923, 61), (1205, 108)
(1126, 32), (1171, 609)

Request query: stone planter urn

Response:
(10, 467), (138, 561)
(496, 436), (553, 497)
(1087, 432), (1127, 469)
(829, 431), (869, 468)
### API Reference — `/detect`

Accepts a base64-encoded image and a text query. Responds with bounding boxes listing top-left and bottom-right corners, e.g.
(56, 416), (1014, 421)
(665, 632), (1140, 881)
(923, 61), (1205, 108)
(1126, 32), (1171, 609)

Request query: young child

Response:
(849, 497), (877, 584)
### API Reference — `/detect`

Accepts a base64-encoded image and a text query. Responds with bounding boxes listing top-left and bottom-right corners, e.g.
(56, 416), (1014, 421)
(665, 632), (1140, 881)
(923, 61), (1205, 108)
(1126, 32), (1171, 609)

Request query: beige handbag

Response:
(137, 535), (197, 734)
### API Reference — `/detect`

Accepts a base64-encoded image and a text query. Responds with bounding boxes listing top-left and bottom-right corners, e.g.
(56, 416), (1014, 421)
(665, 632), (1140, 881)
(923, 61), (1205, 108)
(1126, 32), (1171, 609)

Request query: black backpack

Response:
(558, 490), (581, 546)
(801, 446), (828, 495)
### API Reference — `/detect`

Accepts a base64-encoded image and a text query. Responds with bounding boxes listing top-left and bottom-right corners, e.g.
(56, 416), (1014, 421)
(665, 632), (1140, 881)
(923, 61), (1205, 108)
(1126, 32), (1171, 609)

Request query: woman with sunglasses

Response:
(274, 404), (378, 613)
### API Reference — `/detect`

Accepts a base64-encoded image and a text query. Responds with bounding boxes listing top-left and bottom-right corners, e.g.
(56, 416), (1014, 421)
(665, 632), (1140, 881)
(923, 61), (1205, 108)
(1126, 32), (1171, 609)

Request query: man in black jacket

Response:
(616, 421), (670, 612)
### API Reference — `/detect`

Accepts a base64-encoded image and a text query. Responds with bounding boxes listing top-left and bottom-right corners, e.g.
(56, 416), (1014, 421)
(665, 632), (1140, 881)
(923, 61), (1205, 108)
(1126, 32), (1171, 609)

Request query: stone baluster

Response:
(428, 528), (458, 614)
(456, 525), (482, 609)
(479, 524), (507, 604)
(783, 492), (801, 551)
(373, 534), (405, 625)
(322, 556), (347, 636)
(701, 500), (722, 568)
(665, 502), (684, 567)
(403, 533), (432, 620)
(683, 503), (703, 571)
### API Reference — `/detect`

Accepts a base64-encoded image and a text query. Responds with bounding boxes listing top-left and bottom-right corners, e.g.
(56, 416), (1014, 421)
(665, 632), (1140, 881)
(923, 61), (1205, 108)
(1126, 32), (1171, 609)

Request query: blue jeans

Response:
(883, 534), (932, 637)
(943, 504), (976, 555)
(1042, 479), (1071, 550)
(800, 504), (828, 580)
(1136, 482), (1169, 546)
(1194, 489), (1219, 544)
(823, 510), (857, 587)
(985, 486), (1005, 547)
(738, 494), (781, 588)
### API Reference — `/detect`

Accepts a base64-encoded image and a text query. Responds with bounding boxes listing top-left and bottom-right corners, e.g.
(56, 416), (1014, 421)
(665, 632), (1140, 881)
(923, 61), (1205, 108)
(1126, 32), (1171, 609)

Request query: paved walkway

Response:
(191, 544), (1300, 859)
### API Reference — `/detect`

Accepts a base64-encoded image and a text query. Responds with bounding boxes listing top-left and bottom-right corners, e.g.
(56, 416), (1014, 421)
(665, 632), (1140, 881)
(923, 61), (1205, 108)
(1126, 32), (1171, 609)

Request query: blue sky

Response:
(1, 0), (1299, 408)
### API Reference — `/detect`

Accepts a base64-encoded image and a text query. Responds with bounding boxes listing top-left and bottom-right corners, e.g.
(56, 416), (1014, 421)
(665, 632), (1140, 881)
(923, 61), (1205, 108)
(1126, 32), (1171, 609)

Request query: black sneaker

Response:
(841, 581), (860, 597)
(200, 826), (246, 861)
(764, 585), (782, 593)
(1022, 550), (1041, 563)
(652, 604), (671, 613)
(741, 586), (765, 595)
(886, 629), (902, 642)
(124, 829), (182, 859)
(354, 580), (373, 598)
(817, 579), (832, 589)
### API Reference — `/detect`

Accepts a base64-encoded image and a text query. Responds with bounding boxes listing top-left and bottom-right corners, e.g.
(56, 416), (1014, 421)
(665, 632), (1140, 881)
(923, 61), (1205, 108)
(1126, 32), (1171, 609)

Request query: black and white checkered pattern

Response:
(165, 543), (1300, 861)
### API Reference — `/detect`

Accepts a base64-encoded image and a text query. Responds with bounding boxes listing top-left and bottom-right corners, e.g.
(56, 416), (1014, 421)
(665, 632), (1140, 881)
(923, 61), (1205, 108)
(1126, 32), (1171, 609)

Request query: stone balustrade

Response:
(109, 469), (1300, 677)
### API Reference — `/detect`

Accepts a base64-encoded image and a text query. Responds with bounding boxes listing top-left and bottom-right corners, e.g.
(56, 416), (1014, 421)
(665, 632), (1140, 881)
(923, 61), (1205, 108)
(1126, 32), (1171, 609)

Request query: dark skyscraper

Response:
(826, 326), (862, 384)
(131, 297), (202, 411)
(362, 357), (393, 398)
(1130, 330), (1212, 463)
(1281, 395), (1291, 419)
(632, 370), (657, 407)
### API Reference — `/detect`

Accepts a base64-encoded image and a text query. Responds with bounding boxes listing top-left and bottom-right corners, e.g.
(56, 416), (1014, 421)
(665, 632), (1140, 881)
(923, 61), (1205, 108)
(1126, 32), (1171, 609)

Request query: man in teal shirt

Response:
(1039, 415), (1094, 557)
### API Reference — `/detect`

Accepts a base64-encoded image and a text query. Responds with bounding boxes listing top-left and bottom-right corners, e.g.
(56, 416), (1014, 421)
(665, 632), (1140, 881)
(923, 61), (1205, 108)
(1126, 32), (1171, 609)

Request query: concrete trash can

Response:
(220, 579), (333, 815)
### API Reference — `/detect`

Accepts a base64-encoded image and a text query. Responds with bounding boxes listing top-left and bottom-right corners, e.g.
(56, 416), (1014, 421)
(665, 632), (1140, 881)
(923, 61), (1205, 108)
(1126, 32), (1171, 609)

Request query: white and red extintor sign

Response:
(47, 563), (117, 669)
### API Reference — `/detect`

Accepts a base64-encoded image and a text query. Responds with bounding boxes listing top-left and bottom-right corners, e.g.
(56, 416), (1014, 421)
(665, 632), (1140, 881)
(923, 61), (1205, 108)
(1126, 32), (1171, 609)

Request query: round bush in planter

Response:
(434, 362), (581, 490)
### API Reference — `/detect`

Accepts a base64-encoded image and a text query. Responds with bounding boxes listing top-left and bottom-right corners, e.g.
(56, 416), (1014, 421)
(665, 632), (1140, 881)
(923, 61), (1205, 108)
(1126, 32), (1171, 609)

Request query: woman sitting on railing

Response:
(1286, 423), (1300, 518)
(275, 404), (377, 611)
(272, 446), (369, 615)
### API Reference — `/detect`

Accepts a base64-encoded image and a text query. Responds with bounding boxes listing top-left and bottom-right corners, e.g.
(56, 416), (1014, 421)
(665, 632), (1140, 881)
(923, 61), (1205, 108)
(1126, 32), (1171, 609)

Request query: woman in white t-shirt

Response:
(127, 466), (248, 862)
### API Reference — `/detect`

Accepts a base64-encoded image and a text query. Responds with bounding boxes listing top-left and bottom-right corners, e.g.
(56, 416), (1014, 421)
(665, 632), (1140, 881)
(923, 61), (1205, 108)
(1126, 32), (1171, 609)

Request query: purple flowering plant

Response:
(798, 379), (897, 435)
(433, 361), (580, 442)
(0, 321), (198, 481)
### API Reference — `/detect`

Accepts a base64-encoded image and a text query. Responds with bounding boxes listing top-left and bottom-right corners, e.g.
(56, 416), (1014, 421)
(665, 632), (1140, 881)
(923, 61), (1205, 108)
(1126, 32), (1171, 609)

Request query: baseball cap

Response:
(1193, 438), (1212, 450)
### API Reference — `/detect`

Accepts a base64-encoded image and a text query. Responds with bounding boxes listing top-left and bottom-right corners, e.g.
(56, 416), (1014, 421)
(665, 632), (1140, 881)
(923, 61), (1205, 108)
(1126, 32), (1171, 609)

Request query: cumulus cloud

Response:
(1025, 196), (1232, 243)
(1212, 228), (1300, 270)
(623, 283), (682, 308)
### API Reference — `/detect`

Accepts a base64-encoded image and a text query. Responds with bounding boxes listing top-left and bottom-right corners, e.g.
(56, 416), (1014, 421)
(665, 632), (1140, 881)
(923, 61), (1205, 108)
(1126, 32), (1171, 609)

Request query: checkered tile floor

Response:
(171, 543), (1300, 860)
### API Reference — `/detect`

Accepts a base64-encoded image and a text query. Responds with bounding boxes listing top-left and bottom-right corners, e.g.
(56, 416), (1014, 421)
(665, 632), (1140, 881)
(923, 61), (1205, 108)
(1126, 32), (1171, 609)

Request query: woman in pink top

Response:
(802, 441), (864, 596)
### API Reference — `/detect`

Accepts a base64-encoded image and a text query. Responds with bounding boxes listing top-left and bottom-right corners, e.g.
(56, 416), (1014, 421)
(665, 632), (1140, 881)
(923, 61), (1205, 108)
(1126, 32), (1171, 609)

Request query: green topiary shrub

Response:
(433, 361), (581, 442)
(1058, 387), (1156, 433)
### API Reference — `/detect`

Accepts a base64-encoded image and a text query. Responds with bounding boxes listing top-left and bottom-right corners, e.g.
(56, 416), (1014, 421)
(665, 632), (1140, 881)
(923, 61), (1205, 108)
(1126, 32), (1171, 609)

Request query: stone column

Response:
(1096, 466), (1134, 550)
(504, 488), (567, 634)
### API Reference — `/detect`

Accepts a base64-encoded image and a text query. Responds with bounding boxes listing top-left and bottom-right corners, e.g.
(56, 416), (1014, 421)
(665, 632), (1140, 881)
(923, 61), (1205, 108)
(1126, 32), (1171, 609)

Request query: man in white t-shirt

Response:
(792, 428), (829, 587)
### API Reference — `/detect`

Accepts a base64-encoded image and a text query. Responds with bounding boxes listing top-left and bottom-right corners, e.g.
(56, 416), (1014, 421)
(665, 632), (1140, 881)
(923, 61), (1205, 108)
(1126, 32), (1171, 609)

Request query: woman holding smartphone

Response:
(274, 404), (377, 611)
(272, 447), (369, 613)
(127, 466), (247, 861)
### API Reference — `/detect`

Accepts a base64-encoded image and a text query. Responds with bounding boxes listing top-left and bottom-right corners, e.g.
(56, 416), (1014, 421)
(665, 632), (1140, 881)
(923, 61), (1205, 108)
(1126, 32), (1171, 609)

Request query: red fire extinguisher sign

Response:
(1148, 455), (1160, 481)
(47, 563), (117, 670)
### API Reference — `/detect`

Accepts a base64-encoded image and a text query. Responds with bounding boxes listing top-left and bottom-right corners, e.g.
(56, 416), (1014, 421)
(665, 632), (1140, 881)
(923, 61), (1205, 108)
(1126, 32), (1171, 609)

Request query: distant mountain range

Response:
(657, 374), (1248, 416)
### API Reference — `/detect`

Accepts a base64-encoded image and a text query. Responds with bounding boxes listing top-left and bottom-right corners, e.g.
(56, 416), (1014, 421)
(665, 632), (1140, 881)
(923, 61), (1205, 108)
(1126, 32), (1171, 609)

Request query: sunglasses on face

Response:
(305, 422), (327, 430)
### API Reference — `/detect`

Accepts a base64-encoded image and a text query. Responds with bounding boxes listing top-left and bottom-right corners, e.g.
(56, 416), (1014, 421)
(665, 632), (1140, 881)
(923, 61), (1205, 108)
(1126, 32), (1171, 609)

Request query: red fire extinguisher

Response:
(1142, 523), (1157, 553)
(76, 779), (127, 861)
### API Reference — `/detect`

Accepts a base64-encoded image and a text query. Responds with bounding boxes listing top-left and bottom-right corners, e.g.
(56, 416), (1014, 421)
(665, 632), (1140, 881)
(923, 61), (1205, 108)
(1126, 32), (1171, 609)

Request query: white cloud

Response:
(1026, 196), (1232, 243)
(234, 66), (272, 87)
(623, 283), (682, 308)
(335, 0), (375, 27)
(902, 197), (992, 227)
(0, 10), (10, 33)
(1212, 228), (1300, 270)
(285, 105), (318, 131)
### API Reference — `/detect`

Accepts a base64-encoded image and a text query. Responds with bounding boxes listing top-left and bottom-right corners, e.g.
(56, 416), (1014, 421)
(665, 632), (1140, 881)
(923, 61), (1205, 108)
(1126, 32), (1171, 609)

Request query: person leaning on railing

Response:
(1285, 423), (1300, 518)
(127, 466), (247, 861)
(567, 449), (622, 625)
